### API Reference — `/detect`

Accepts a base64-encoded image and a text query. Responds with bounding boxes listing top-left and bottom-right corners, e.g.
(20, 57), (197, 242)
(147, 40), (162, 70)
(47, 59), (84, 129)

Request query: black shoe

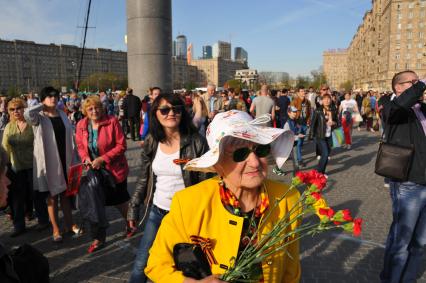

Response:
(10, 229), (26, 238)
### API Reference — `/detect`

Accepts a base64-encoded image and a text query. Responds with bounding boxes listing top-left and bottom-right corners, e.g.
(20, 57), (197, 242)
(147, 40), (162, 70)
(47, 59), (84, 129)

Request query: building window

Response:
(396, 34), (401, 40)
(407, 23), (413, 29)
(405, 62), (410, 69)
(420, 32), (425, 39)
(421, 11), (426, 18)
(408, 32), (413, 39)
(408, 12), (414, 19)
(417, 53), (423, 59)
(417, 62), (423, 69)
(408, 43), (412, 49)
(406, 53), (411, 59)
(395, 53), (400, 59)
(397, 23), (402, 29)
(419, 43), (424, 48)
(408, 3), (414, 9)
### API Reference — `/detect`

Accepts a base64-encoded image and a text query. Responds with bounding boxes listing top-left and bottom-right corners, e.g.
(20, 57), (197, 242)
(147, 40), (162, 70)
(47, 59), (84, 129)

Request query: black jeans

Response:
(316, 137), (332, 174)
(128, 116), (140, 140)
(121, 118), (129, 136)
(90, 222), (107, 242)
(9, 169), (34, 231)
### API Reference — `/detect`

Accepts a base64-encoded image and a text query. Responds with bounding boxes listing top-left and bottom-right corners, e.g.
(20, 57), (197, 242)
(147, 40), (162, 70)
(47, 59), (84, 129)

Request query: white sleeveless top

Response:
(152, 146), (186, 211)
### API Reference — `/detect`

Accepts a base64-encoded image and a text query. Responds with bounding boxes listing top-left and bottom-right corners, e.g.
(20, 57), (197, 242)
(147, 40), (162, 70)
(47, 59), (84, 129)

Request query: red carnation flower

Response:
(319, 208), (335, 218)
(353, 218), (363, 237)
(342, 209), (353, 222)
(292, 171), (308, 186)
(311, 192), (322, 201)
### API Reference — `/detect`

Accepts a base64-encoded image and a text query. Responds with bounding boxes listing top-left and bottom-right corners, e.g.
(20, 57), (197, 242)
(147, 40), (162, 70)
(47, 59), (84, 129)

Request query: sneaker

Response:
(273, 167), (286, 176)
(370, 128), (375, 133)
(316, 156), (321, 160)
(384, 183), (390, 188)
(357, 127), (361, 131)
(347, 144), (351, 150)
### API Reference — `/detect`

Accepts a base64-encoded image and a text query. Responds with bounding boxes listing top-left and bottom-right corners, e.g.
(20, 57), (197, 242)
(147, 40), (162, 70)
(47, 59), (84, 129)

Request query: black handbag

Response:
(173, 243), (212, 280)
(375, 120), (414, 181)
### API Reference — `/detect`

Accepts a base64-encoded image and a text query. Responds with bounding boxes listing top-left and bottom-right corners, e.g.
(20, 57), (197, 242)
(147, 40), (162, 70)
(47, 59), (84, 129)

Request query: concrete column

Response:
(127, 0), (172, 97)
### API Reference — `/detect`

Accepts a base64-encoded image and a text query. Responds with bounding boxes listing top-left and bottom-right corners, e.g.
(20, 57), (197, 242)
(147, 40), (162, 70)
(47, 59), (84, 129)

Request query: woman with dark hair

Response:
(127, 93), (209, 283)
(24, 86), (78, 242)
(309, 94), (338, 175)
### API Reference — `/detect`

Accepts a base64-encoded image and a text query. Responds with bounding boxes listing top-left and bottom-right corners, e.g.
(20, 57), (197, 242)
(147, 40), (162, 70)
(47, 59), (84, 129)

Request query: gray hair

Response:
(207, 83), (216, 90)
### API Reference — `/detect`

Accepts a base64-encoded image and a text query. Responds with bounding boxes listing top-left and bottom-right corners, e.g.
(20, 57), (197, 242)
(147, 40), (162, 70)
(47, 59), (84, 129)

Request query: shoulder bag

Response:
(374, 119), (414, 181)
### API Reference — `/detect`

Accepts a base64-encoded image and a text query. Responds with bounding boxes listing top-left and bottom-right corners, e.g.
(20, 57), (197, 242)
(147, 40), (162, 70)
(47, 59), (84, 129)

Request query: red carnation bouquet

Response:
(220, 170), (363, 282)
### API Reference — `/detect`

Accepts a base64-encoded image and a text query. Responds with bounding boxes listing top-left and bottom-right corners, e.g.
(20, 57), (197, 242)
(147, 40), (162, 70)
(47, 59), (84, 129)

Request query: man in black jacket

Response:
(379, 70), (426, 283)
(123, 88), (142, 141)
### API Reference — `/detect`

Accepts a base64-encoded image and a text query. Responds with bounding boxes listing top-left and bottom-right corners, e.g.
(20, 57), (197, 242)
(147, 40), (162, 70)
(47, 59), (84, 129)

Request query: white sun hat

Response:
(184, 110), (295, 173)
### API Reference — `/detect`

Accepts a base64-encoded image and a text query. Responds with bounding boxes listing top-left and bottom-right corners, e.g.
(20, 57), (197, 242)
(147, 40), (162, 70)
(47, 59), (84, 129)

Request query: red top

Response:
(75, 115), (129, 183)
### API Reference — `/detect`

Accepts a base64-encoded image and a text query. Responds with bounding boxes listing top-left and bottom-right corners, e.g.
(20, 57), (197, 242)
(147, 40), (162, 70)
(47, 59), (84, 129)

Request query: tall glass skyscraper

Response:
(175, 35), (187, 59)
(202, 45), (212, 59)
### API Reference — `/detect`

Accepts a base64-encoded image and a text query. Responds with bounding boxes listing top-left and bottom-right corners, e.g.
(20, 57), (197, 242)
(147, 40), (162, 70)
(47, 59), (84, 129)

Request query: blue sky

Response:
(0, 0), (371, 76)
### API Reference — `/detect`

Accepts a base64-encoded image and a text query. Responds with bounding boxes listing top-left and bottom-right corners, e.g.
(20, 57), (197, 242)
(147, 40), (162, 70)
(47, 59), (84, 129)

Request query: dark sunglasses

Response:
(157, 105), (184, 116)
(233, 144), (271, 162)
(9, 107), (23, 112)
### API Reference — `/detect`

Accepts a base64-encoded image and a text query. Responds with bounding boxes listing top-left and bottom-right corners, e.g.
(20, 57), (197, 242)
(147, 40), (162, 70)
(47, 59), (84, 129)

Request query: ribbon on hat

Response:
(250, 114), (271, 125)
(233, 114), (271, 128)
(190, 235), (218, 266)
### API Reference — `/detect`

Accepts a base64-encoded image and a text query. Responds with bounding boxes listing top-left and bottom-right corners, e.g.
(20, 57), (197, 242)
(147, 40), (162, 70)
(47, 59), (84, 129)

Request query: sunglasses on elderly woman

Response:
(157, 105), (184, 115)
(232, 144), (271, 162)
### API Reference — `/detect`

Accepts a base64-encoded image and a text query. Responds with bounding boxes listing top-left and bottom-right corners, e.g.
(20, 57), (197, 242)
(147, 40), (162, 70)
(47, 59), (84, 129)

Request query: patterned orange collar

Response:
(218, 180), (269, 218)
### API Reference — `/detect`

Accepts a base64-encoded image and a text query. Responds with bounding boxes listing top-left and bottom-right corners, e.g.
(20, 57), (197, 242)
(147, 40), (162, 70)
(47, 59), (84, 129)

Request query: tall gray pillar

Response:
(127, 0), (172, 97)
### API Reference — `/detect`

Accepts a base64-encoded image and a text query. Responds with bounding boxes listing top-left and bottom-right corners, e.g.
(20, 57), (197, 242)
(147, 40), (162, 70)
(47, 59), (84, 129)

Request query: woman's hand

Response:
(91, 157), (104, 169)
(184, 275), (224, 283)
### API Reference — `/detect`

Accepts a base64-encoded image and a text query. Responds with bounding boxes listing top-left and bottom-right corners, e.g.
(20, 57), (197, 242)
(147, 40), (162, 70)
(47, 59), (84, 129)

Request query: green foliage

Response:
(339, 80), (353, 92)
(7, 85), (20, 99)
(295, 75), (311, 88)
(184, 81), (197, 91)
(225, 79), (242, 89)
(310, 70), (327, 89)
(79, 72), (127, 92)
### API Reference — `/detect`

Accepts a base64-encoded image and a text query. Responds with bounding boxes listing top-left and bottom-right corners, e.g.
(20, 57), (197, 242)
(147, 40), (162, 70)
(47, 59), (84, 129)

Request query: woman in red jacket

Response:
(76, 95), (130, 253)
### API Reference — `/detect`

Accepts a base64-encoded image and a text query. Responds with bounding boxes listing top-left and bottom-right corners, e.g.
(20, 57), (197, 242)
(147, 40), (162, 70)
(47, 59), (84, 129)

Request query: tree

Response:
(310, 70), (327, 89)
(80, 72), (127, 92)
(7, 85), (20, 99)
(225, 79), (242, 89)
(295, 75), (311, 88)
(184, 82), (197, 91)
(339, 80), (353, 92)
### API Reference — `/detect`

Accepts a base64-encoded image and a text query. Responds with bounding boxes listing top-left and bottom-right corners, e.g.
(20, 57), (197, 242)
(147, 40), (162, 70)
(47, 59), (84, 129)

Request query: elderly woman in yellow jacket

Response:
(145, 110), (298, 283)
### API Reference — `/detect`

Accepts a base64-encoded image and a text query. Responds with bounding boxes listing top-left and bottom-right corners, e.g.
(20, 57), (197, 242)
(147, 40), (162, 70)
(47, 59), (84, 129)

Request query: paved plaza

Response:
(1, 130), (426, 283)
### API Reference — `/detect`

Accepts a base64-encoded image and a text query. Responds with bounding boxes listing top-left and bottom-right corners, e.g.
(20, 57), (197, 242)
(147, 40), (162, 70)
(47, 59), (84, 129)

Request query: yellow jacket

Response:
(145, 177), (301, 283)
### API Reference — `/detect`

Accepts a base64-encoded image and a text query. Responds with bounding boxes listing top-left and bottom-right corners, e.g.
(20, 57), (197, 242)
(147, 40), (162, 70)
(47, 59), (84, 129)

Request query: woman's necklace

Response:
(16, 120), (27, 134)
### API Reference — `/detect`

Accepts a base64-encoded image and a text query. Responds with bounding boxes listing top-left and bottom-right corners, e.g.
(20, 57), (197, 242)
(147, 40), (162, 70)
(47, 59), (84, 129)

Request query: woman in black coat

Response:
(309, 94), (338, 175)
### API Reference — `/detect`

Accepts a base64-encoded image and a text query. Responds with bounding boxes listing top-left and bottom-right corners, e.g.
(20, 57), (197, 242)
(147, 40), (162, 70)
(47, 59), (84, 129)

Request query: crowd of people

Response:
(0, 71), (425, 283)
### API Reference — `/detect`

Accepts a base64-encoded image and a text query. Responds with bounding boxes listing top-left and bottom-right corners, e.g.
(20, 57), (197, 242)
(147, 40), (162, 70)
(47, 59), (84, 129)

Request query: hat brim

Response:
(184, 125), (295, 173)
